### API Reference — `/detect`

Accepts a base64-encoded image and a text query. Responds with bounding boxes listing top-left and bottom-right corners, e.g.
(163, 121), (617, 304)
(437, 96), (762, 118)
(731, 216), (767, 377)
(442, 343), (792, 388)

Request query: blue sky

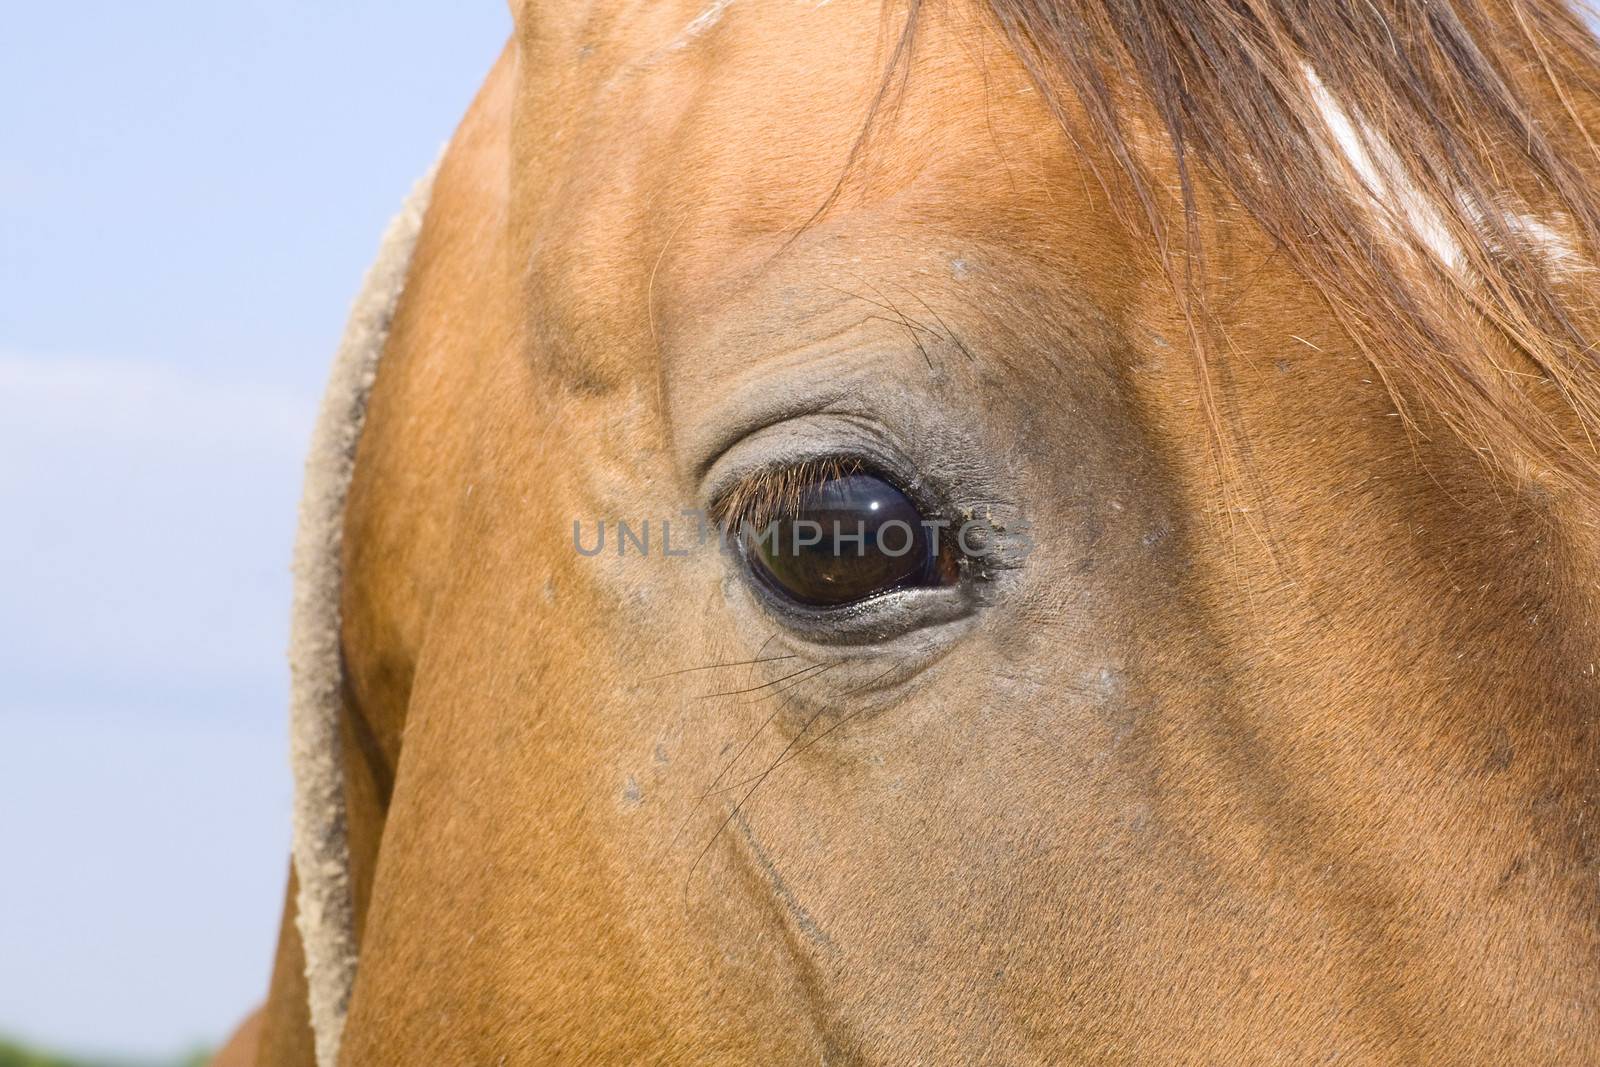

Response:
(1, 3), (507, 1057)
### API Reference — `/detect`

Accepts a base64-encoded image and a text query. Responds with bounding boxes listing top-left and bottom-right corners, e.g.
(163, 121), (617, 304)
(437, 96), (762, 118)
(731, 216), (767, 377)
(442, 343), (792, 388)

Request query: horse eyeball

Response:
(736, 470), (959, 607)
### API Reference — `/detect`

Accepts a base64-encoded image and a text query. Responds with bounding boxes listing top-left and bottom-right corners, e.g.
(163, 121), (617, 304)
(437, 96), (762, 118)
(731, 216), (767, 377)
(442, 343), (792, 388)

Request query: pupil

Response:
(741, 471), (950, 606)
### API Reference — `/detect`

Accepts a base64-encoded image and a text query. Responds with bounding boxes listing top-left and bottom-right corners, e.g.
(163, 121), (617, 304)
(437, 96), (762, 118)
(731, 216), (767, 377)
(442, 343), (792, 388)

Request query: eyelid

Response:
(740, 560), (980, 648)
(692, 412), (1016, 659)
(704, 446), (957, 538)
(708, 456), (866, 531)
(695, 415), (1024, 597)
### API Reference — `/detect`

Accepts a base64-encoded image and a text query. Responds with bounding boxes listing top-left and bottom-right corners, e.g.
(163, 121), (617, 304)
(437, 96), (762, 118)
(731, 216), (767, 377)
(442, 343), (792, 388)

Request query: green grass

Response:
(0, 1036), (209, 1067)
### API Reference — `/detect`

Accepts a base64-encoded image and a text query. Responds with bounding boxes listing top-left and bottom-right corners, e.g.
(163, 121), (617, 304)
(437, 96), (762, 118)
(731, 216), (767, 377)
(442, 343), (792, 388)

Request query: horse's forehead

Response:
(591, 8), (1091, 212)
(523, 1), (1163, 399)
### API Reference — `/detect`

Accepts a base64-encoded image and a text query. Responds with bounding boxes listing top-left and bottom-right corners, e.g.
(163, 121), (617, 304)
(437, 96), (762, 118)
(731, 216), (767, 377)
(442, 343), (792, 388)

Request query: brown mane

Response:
(885, 0), (1600, 492)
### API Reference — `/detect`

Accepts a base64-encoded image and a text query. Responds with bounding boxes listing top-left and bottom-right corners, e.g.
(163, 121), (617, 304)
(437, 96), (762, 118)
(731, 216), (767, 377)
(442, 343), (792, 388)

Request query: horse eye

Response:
(736, 470), (960, 607)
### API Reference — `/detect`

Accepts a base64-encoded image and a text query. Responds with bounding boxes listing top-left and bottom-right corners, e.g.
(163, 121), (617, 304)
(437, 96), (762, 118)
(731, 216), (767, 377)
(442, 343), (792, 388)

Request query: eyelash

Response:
(707, 455), (866, 533)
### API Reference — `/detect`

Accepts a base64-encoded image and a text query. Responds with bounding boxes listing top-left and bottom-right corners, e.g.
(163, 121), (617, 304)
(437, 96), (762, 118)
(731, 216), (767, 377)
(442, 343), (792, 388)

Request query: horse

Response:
(224, 1), (1600, 1062)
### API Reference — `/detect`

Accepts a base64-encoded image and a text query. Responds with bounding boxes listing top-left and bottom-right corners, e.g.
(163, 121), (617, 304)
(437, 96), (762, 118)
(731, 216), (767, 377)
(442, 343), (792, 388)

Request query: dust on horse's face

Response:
(332, 2), (1600, 1062)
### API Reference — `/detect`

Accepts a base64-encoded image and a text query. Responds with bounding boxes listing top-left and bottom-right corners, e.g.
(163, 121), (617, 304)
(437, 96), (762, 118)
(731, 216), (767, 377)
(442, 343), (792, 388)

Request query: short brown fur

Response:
(229, 2), (1600, 1064)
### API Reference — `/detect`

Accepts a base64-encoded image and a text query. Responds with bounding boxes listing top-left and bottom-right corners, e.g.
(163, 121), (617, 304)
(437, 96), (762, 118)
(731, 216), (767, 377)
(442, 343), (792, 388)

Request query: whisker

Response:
(681, 710), (825, 902)
(642, 653), (796, 681)
(698, 664), (900, 797)
(821, 282), (937, 333)
(678, 670), (833, 898)
(858, 311), (942, 339)
(684, 694), (830, 904)
(644, 636), (782, 755)
(866, 282), (937, 371)
(699, 660), (829, 699)
(670, 661), (837, 851)
(696, 700), (794, 802)
(682, 661), (900, 904)
(909, 293), (976, 363)
(727, 661), (835, 707)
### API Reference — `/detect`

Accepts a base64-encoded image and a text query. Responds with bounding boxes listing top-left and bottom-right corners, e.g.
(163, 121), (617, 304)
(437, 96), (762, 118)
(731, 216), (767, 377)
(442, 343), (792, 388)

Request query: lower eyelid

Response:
(740, 579), (981, 652)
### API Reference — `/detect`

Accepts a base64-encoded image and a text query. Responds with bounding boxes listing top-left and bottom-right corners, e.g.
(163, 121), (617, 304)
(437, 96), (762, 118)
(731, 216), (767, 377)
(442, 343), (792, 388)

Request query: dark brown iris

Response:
(738, 471), (959, 606)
